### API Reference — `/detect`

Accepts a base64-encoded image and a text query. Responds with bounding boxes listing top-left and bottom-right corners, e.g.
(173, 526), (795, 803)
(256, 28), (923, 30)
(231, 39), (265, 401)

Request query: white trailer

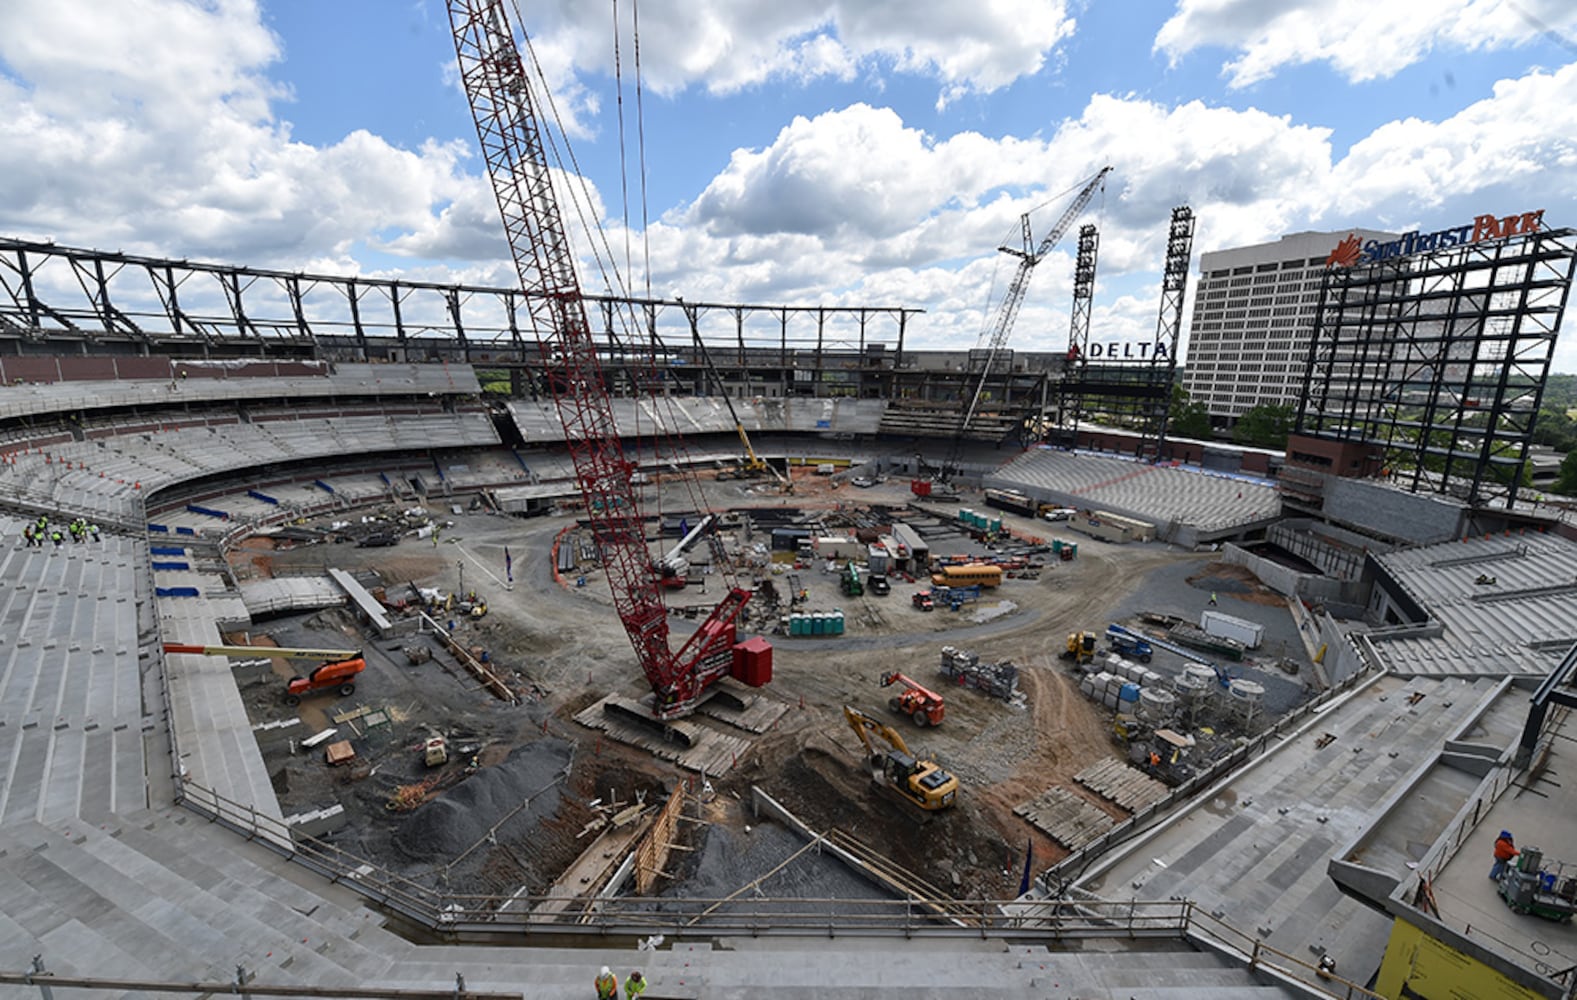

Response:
(1200, 609), (1264, 649)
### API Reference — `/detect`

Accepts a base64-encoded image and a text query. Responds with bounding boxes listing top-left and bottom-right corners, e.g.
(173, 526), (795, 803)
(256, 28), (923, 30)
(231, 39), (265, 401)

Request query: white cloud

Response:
(1327, 62), (1577, 221)
(0, 0), (473, 265)
(524, 0), (1075, 102)
(1155, 0), (1577, 88)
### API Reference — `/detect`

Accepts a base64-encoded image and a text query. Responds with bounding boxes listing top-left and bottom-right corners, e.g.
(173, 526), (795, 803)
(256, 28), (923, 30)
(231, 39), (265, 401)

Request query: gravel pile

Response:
(393, 738), (573, 862)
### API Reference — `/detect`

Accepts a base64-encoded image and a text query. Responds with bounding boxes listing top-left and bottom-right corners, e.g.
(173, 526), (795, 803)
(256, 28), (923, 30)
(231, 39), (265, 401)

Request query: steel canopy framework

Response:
(1295, 225), (1577, 507)
(0, 238), (918, 376)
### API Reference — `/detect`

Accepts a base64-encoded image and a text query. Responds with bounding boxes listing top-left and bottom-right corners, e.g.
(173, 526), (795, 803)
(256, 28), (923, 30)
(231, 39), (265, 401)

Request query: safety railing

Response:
(169, 775), (1206, 939)
(1185, 908), (1388, 1000)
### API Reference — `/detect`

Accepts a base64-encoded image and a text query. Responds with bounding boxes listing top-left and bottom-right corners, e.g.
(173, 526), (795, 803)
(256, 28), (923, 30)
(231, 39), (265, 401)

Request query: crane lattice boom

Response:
(448, 0), (752, 717)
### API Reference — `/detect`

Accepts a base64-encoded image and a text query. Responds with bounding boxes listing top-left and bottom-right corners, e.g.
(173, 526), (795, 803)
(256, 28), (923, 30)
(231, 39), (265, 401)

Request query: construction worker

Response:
(1209, 592), (1218, 606)
(50, 529), (63, 548)
(22, 524), (33, 548)
(1491, 830), (1519, 880)
(624, 970), (646, 998)
(89, 523), (99, 542)
(594, 965), (619, 1000)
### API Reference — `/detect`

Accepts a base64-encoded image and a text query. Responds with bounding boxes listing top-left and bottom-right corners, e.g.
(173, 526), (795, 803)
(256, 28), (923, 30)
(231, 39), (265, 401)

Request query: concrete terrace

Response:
(1369, 531), (1577, 677)
(1080, 672), (1510, 985)
(987, 447), (1282, 543)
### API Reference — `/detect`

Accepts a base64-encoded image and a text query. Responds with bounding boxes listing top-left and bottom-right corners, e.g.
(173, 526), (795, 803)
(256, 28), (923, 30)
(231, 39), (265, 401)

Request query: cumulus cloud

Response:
(1155, 0), (1577, 88)
(0, 0), (473, 265)
(524, 0), (1075, 103)
(1327, 61), (1577, 221)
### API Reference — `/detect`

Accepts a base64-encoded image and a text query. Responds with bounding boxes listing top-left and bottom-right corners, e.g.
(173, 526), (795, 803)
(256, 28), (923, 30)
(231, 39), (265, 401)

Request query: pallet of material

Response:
(1074, 757), (1170, 812)
(1013, 786), (1115, 850)
(574, 695), (753, 775)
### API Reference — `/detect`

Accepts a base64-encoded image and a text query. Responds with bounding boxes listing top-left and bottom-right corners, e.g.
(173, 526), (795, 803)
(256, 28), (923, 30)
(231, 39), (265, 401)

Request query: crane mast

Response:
(448, 0), (753, 717)
(950, 166), (1111, 467)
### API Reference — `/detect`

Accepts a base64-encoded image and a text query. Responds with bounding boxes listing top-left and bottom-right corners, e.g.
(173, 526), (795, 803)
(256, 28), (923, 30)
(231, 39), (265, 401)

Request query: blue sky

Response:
(3, 0), (1577, 369)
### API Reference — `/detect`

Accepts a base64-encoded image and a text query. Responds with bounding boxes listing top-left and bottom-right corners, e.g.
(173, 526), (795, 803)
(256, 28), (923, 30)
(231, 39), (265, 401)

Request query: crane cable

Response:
(509, 1), (726, 581)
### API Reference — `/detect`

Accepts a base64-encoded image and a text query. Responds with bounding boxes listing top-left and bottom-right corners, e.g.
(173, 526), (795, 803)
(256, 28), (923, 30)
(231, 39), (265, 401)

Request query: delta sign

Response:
(1066, 341), (1170, 362)
(1325, 209), (1545, 268)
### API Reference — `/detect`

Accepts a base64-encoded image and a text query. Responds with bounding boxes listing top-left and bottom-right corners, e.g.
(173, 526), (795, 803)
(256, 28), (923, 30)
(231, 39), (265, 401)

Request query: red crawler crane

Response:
(448, 1), (768, 719)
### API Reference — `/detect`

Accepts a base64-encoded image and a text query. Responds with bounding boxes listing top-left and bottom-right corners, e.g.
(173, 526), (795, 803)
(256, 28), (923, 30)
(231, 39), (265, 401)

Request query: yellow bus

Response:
(930, 563), (1003, 588)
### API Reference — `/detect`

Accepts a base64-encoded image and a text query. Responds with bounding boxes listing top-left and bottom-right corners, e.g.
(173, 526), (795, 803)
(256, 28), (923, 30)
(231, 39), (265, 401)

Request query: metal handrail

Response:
(1185, 905), (1387, 1000)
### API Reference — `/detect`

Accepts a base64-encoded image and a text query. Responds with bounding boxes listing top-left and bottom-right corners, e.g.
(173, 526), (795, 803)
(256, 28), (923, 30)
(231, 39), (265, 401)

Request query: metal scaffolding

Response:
(1055, 207), (1194, 453)
(1296, 226), (1577, 506)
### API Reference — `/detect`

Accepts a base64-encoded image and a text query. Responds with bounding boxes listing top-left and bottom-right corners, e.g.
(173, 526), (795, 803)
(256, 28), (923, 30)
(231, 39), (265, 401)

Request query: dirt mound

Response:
(1187, 561), (1287, 607)
(392, 738), (573, 862)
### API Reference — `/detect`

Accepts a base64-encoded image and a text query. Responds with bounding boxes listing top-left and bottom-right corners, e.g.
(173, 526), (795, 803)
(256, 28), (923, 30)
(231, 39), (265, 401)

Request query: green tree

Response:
(1556, 451), (1577, 495)
(1232, 404), (1295, 449)
(1170, 399), (1213, 440)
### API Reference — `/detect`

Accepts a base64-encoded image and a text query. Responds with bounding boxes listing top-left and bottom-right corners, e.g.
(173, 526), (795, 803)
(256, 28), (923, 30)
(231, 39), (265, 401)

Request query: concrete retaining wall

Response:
(1324, 479), (1466, 545)
(1219, 542), (1369, 611)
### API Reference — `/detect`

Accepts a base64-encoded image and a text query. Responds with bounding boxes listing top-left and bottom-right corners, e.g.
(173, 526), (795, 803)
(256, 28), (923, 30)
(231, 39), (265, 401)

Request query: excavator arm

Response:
(842, 705), (913, 757)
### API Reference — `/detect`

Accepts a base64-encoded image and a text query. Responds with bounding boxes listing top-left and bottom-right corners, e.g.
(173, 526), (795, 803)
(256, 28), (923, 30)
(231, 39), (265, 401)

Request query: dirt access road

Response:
(249, 474), (1208, 899)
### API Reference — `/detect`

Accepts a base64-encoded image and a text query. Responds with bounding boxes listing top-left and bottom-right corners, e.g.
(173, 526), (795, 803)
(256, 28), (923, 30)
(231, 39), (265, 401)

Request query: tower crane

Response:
(447, 1), (767, 719)
(944, 166), (1111, 476)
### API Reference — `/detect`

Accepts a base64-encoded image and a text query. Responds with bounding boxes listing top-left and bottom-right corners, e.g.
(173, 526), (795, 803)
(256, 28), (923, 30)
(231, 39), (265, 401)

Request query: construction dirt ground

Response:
(225, 469), (1314, 905)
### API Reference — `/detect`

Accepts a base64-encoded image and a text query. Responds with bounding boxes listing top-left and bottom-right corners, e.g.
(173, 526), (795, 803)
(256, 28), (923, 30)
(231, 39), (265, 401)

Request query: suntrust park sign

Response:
(1325, 209), (1545, 267)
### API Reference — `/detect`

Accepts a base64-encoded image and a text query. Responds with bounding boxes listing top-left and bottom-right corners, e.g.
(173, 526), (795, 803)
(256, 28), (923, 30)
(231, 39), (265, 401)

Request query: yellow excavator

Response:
(842, 706), (959, 812)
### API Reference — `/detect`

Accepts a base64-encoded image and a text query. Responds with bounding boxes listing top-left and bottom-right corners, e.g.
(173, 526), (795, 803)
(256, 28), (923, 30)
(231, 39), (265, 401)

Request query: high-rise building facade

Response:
(1183, 229), (1396, 422)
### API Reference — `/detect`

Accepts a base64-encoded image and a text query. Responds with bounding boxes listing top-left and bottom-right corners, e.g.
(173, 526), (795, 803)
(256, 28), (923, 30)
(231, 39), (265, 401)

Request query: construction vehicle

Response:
(1060, 631), (1098, 665)
(655, 514), (716, 589)
(841, 561), (864, 597)
(1105, 624), (1153, 663)
(162, 642), (365, 706)
(909, 478), (960, 500)
(931, 584), (980, 611)
(880, 671), (945, 727)
(911, 591), (935, 612)
(842, 706), (958, 812)
(450, 0), (767, 721)
(423, 735), (449, 767)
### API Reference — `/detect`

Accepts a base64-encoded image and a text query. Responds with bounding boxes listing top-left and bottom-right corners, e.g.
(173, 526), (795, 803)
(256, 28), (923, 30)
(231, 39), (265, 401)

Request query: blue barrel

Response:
(1119, 682), (1141, 706)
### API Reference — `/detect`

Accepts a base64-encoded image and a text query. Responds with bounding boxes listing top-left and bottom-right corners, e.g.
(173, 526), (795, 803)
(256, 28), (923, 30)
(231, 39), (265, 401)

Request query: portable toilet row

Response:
(787, 610), (846, 636)
(956, 509), (1003, 534)
(1050, 539), (1079, 558)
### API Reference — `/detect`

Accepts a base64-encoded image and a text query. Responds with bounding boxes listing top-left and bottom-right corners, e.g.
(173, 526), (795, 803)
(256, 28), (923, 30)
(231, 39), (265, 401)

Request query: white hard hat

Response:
(601, 966), (611, 976)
